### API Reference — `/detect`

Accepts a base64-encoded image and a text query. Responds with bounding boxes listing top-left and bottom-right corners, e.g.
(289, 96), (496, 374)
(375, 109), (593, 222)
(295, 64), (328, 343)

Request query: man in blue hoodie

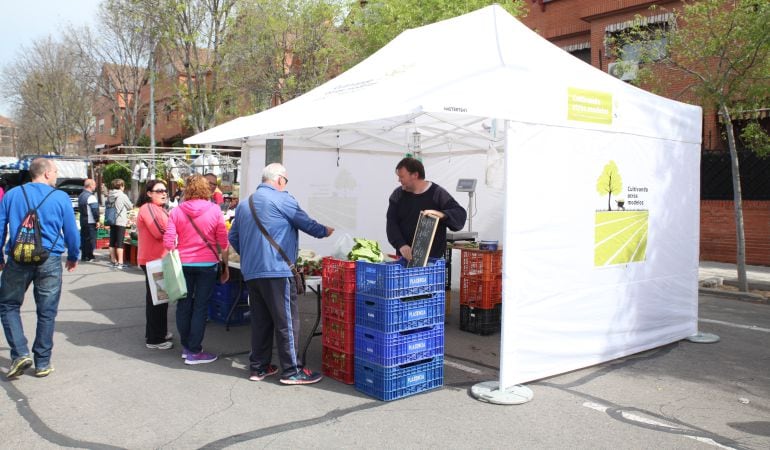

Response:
(229, 163), (334, 385)
(0, 158), (80, 379)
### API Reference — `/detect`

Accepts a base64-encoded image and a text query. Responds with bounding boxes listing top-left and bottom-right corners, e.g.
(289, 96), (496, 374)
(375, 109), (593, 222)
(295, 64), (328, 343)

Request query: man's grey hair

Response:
(262, 163), (287, 182)
(29, 158), (55, 179)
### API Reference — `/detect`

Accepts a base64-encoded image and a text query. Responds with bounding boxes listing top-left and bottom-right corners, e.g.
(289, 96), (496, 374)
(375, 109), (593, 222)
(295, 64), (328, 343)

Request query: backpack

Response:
(11, 185), (59, 265)
(104, 198), (119, 226)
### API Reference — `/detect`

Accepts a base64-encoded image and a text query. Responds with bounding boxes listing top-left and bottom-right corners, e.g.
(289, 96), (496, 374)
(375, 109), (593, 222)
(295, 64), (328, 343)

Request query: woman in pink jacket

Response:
(163, 175), (229, 365)
(136, 180), (172, 350)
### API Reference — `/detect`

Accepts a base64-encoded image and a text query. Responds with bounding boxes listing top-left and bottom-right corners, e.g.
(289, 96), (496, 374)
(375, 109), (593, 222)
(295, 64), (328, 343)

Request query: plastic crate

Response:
(355, 258), (445, 299)
(354, 356), (444, 401)
(460, 248), (502, 280)
(459, 304), (501, 336)
(322, 257), (357, 293)
(97, 228), (109, 239)
(208, 282), (250, 325)
(95, 238), (109, 249)
(322, 315), (355, 353)
(355, 324), (444, 367)
(459, 274), (502, 309)
(322, 289), (356, 322)
(355, 291), (444, 333)
(322, 346), (354, 384)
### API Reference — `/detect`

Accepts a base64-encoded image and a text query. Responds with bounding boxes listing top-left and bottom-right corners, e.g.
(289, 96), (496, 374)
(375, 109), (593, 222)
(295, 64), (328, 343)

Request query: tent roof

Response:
(185, 5), (700, 151)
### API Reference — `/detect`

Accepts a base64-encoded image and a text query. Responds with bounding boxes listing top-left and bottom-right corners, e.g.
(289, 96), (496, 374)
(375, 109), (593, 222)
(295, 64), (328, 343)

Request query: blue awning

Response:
(0, 159), (31, 170)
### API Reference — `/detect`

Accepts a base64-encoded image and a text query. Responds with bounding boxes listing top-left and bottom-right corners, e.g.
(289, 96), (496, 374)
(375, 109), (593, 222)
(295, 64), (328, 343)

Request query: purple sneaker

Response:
(185, 351), (217, 365)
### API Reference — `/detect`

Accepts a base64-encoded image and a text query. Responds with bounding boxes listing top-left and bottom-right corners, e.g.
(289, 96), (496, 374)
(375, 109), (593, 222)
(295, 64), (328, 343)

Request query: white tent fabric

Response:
(185, 5), (702, 389)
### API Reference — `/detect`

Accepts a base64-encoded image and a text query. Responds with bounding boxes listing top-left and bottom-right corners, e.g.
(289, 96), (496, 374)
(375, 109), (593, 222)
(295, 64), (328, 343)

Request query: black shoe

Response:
(279, 367), (322, 385)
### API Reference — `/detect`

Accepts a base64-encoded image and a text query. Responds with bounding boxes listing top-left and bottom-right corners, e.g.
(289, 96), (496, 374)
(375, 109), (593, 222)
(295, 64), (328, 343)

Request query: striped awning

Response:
(719, 108), (770, 123)
(605, 13), (675, 34)
(0, 159), (31, 170)
(561, 42), (591, 53)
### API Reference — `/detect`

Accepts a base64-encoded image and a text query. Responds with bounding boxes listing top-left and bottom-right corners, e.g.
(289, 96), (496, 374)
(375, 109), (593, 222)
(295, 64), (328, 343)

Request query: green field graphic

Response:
(594, 211), (649, 266)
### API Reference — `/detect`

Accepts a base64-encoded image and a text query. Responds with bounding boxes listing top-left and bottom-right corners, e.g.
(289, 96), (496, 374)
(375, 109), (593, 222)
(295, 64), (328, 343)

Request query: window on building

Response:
(98, 119), (105, 134)
(570, 48), (591, 64)
(605, 14), (674, 63)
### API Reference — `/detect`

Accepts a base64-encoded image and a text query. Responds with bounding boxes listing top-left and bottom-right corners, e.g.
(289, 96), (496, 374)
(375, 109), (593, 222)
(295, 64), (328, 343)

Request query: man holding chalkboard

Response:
(386, 157), (467, 262)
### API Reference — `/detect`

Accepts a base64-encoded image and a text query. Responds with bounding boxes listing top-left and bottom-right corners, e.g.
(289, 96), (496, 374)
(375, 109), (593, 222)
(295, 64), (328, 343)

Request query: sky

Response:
(0, 0), (103, 118)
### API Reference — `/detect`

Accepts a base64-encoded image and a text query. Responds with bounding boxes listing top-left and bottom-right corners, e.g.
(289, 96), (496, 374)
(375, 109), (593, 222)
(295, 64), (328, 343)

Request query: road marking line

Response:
(583, 402), (735, 449)
(699, 318), (770, 333)
(444, 358), (483, 374)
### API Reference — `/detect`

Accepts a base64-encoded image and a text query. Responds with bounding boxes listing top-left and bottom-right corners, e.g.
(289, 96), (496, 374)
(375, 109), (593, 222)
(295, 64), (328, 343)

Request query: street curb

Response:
(698, 287), (769, 304)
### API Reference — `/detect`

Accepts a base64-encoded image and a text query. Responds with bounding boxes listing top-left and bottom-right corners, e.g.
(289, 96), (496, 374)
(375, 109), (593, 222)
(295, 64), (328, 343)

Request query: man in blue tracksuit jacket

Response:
(229, 163), (334, 385)
(0, 158), (80, 379)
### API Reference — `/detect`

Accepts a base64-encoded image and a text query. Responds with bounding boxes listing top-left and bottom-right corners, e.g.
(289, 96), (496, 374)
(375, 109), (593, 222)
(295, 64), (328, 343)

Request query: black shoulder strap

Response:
(19, 184), (60, 249)
(147, 204), (167, 235)
(248, 194), (295, 269)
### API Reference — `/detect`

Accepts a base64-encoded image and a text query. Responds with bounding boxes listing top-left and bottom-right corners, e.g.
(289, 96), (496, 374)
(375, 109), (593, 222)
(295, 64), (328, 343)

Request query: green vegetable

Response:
(347, 238), (385, 262)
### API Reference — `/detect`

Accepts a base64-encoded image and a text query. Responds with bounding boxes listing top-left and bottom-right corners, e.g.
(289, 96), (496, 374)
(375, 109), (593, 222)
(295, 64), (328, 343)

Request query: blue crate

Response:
(355, 258), (445, 299)
(208, 282), (249, 325)
(355, 324), (444, 367)
(354, 356), (444, 401)
(355, 291), (444, 332)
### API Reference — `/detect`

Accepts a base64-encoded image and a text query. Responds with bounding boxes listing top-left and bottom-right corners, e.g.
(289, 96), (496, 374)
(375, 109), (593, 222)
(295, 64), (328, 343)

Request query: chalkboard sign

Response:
(266, 138), (283, 164)
(408, 212), (440, 268)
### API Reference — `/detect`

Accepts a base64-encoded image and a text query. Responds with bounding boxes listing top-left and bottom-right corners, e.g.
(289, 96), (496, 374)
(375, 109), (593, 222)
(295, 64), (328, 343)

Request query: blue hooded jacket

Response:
(229, 183), (327, 280)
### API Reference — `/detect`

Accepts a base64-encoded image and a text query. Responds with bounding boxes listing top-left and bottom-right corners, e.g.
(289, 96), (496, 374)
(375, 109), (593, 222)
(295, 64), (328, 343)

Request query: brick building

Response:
(518, 0), (769, 265)
(0, 115), (18, 157)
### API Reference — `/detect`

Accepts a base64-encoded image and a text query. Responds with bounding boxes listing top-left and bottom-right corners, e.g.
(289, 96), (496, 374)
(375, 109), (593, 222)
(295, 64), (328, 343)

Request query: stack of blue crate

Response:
(354, 258), (446, 401)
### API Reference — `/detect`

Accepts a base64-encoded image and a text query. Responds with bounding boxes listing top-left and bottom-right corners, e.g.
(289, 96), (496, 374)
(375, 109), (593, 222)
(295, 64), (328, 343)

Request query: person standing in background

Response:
(77, 179), (99, 262)
(204, 173), (224, 206)
(136, 180), (173, 350)
(107, 179), (133, 269)
(164, 174), (229, 365)
(228, 163), (334, 384)
(0, 158), (79, 378)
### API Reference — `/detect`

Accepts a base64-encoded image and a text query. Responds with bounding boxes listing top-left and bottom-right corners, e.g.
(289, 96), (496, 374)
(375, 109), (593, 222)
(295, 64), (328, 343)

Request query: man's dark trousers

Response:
(80, 222), (96, 260)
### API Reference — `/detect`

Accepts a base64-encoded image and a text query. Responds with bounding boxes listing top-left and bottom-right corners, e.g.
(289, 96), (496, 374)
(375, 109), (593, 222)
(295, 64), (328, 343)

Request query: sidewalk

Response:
(698, 260), (770, 286)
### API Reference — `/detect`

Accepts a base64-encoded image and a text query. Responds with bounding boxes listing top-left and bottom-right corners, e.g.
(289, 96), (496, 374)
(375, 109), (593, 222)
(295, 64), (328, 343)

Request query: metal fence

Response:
(701, 148), (770, 200)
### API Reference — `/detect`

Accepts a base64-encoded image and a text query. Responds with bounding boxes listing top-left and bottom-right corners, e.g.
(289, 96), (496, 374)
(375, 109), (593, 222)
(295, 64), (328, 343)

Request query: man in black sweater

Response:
(386, 157), (467, 261)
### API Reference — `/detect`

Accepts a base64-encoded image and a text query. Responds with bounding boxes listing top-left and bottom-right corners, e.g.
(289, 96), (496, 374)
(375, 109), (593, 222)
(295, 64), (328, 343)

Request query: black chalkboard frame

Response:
(408, 212), (440, 268)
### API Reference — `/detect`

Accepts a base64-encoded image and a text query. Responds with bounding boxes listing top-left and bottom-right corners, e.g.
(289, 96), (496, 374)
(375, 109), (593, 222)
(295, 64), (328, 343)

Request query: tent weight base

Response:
(471, 381), (533, 405)
(686, 332), (720, 343)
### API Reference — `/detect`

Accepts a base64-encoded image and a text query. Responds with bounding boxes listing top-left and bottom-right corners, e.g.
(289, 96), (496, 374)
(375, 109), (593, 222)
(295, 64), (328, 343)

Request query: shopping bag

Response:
(162, 249), (187, 302)
(146, 258), (169, 306)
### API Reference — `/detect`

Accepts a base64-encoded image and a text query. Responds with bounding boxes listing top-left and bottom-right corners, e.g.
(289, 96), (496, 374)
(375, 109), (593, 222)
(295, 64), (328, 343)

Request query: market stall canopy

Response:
(185, 5), (698, 153)
(0, 159), (30, 171)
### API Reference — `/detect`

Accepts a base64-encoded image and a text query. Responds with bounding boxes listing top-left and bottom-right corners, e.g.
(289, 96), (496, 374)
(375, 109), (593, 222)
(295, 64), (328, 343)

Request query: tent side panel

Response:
(500, 121), (700, 387)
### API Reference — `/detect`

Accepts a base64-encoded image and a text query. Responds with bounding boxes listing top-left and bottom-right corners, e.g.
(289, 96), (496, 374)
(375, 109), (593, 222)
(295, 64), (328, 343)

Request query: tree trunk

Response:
(721, 103), (749, 292)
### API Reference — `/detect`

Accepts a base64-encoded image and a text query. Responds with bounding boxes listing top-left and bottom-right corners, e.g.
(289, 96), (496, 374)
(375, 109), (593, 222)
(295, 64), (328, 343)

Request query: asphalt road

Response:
(1, 255), (768, 449)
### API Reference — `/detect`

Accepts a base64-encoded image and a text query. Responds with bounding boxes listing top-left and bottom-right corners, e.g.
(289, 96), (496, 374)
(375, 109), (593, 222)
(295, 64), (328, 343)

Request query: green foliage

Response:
(102, 163), (131, 189)
(741, 122), (770, 158)
(345, 0), (526, 62)
(597, 161), (623, 211)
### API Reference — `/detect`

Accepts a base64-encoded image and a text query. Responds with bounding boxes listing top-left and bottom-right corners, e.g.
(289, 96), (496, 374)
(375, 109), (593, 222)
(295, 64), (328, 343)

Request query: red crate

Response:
(322, 289), (356, 321)
(95, 238), (109, 249)
(322, 346), (354, 384)
(459, 274), (502, 309)
(322, 315), (355, 353)
(460, 248), (502, 280)
(322, 257), (357, 293)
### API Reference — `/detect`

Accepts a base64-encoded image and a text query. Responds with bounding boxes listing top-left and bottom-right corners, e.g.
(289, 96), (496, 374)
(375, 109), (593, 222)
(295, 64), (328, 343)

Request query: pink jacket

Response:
(137, 203), (169, 265)
(163, 199), (228, 264)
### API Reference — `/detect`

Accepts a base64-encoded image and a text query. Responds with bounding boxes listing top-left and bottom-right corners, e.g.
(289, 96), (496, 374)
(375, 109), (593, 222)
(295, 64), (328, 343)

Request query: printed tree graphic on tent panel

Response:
(596, 161), (623, 211)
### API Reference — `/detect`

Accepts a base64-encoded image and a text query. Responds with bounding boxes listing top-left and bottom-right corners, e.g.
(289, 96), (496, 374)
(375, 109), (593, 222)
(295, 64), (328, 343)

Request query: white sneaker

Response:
(146, 341), (173, 350)
(164, 331), (173, 340)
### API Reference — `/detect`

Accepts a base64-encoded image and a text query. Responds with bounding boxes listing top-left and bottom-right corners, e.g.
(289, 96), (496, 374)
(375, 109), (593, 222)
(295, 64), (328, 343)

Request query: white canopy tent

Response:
(186, 6), (702, 390)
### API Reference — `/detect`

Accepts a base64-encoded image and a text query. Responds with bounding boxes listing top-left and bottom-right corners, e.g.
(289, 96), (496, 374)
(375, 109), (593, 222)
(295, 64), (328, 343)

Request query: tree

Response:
(1, 37), (94, 155)
(223, 0), (350, 113)
(596, 161), (623, 211)
(643, 0), (769, 292)
(156, 0), (238, 133)
(344, 0), (526, 62)
(70, 0), (156, 147)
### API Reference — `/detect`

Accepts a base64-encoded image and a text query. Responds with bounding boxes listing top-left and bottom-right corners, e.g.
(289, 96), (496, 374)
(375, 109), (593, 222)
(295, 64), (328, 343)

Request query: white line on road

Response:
(699, 318), (770, 333)
(583, 402), (736, 449)
(444, 358), (483, 374)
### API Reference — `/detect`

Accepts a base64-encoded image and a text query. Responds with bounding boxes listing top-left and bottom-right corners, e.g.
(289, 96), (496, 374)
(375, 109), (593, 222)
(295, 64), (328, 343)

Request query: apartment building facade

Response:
(518, 0), (769, 265)
(0, 115), (18, 157)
